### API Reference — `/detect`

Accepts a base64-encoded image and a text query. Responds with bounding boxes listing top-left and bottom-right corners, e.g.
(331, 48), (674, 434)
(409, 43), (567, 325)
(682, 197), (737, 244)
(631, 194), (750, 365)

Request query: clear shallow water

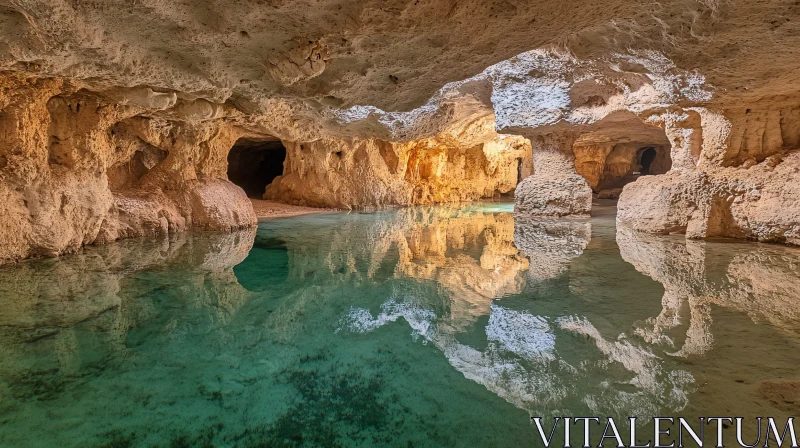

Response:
(1, 202), (800, 447)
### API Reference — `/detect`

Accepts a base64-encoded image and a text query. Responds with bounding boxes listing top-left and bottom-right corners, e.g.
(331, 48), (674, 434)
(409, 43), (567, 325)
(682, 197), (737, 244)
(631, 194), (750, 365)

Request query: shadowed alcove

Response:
(639, 147), (658, 175)
(227, 138), (287, 198)
(571, 112), (673, 198)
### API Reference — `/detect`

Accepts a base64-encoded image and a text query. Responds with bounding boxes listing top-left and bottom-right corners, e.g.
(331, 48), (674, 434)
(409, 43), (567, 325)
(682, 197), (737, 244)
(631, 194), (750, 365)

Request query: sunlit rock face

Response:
(513, 134), (592, 216)
(265, 118), (532, 208)
(617, 153), (800, 244)
(616, 104), (800, 244)
(0, 74), (257, 263)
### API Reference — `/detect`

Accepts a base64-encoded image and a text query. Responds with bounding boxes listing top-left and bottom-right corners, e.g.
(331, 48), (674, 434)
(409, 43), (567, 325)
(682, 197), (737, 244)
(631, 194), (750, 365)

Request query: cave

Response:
(227, 138), (286, 198)
(4, 4), (800, 445)
(639, 147), (657, 175)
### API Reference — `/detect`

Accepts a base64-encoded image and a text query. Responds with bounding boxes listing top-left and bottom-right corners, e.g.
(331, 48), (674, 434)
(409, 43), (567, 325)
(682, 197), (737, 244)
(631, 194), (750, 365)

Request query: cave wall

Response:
(503, 96), (800, 245)
(0, 73), (539, 263)
(617, 103), (800, 245)
(0, 0), (797, 257)
(0, 74), (256, 264)
(264, 132), (532, 208)
(2, 1), (800, 262)
(573, 142), (672, 197)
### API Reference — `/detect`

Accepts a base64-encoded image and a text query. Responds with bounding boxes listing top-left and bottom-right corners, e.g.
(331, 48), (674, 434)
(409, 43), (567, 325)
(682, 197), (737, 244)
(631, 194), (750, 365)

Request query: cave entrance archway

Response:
(639, 147), (657, 175)
(227, 138), (286, 198)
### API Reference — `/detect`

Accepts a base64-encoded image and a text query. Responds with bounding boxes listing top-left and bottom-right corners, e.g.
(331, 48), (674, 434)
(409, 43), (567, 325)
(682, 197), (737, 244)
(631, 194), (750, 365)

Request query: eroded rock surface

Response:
(265, 118), (532, 208)
(618, 153), (800, 244)
(0, 74), (257, 263)
(513, 134), (592, 216)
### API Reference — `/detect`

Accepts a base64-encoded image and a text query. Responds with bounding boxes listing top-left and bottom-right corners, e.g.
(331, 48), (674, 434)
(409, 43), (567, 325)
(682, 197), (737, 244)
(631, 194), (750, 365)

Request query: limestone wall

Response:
(264, 130), (532, 209)
(616, 102), (800, 245)
(0, 74), (256, 264)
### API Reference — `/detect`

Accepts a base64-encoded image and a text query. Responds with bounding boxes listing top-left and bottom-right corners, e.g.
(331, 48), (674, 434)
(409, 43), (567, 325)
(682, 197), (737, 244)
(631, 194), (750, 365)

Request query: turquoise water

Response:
(1, 202), (800, 447)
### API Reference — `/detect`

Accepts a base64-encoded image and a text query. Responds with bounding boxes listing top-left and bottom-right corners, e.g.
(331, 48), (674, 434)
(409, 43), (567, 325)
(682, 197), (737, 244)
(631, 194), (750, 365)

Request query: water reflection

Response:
(0, 205), (798, 446)
(618, 226), (800, 355)
(339, 211), (692, 419)
(257, 206), (532, 329)
(513, 217), (591, 280)
(0, 229), (255, 335)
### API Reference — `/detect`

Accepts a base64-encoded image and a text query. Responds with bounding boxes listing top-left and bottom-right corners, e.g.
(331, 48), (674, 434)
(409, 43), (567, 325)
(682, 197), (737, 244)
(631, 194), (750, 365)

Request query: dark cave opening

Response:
(639, 147), (657, 175)
(227, 138), (286, 198)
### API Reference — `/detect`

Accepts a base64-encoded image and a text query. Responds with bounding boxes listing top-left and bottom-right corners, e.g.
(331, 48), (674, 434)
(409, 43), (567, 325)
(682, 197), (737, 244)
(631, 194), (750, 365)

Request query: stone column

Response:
(514, 133), (592, 216)
(648, 111), (703, 171)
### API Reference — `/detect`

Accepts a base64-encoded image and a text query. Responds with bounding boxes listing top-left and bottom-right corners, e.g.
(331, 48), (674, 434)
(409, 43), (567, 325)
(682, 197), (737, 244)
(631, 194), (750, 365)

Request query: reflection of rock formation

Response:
(270, 206), (530, 328)
(617, 226), (800, 356)
(339, 298), (693, 418)
(326, 208), (694, 418)
(0, 228), (255, 339)
(394, 209), (529, 322)
(0, 228), (256, 438)
(513, 216), (591, 280)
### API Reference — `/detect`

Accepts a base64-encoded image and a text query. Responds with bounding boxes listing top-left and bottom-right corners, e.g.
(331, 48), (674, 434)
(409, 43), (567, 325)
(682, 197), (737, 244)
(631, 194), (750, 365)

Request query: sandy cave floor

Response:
(251, 199), (338, 220)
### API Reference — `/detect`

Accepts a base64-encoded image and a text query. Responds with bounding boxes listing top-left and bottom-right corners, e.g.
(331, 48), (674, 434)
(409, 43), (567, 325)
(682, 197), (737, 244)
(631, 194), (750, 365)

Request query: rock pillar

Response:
(514, 133), (592, 216)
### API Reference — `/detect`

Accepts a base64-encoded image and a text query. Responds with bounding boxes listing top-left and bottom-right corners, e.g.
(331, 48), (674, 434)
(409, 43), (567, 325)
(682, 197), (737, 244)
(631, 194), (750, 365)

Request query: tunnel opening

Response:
(575, 142), (672, 199)
(571, 112), (674, 199)
(639, 147), (657, 175)
(227, 138), (286, 198)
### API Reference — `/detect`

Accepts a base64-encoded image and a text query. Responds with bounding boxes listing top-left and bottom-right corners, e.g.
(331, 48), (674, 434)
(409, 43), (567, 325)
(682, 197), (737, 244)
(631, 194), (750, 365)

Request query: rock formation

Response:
(265, 118), (532, 208)
(0, 73), (257, 263)
(1, 0), (800, 262)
